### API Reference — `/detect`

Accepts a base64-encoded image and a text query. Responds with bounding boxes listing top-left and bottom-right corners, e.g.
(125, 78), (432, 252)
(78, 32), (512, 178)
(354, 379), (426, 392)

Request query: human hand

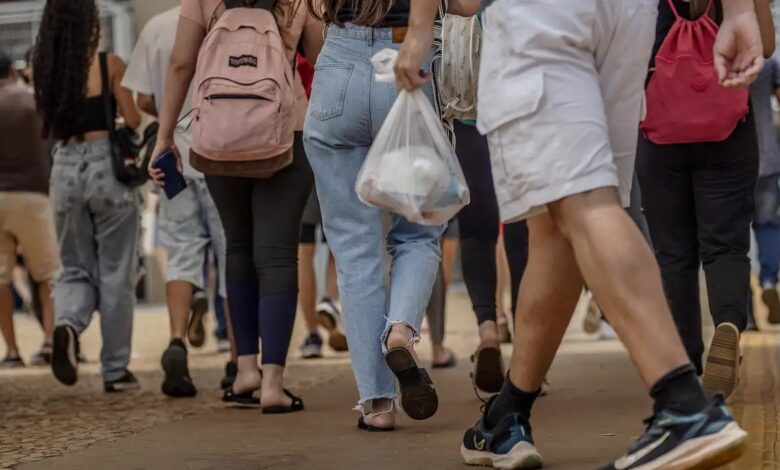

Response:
(148, 137), (181, 187)
(394, 27), (433, 91)
(715, 3), (764, 88)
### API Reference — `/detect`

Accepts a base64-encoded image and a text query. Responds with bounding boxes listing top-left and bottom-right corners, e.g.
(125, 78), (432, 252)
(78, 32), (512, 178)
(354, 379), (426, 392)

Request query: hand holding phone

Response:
(151, 149), (188, 199)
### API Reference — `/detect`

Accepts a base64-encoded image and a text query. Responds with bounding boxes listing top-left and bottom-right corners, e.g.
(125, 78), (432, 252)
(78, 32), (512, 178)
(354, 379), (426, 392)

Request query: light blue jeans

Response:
(304, 24), (444, 406)
(51, 138), (139, 381)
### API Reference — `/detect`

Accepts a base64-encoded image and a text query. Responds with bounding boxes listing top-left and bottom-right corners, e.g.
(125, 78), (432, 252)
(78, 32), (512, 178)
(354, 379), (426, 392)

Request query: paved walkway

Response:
(1, 290), (779, 469)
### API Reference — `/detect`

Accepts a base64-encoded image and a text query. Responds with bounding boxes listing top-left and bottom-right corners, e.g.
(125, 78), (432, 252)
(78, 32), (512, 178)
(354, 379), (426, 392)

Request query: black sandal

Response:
(357, 400), (396, 432)
(222, 387), (260, 406)
(471, 342), (505, 395)
(262, 389), (304, 414)
(385, 347), (438, 420)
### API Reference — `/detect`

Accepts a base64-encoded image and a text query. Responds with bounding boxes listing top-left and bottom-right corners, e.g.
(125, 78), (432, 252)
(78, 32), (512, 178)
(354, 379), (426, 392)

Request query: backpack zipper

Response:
(206, 94), (268, 101)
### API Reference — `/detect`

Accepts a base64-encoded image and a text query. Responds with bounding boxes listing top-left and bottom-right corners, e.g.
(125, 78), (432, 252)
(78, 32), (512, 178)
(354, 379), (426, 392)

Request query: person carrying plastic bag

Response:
(355, 48), (470, 226)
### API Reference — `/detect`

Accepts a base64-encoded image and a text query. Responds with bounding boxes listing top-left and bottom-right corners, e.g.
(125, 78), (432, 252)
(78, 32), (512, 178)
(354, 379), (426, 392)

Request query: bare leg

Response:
(298, 244), (319, 333)
(165, 281), (194, 341)
(325, 252), (339, 302)
(37, 281), (54, 344)
(0, 285), (19, 357)
(509, 214), (584, 391)
(548, 188), (689, 388)
(441, 238), (459, 289)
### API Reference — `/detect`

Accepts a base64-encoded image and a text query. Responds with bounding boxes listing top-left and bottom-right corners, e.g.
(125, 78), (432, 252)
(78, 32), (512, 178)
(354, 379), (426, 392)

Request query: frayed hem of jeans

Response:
(380, 320), (421, 354)
(354, 395), (399, 413)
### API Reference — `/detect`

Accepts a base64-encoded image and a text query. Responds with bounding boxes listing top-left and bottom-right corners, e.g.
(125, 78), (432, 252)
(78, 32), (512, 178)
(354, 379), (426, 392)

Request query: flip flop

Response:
(385, 347), (438, 420)
(432, 349), (458, 369)
(358, 416), (395, 432)
(222, 387), (260, 406)
(471, 342), (505, 395)
(262, 389), (304, 414)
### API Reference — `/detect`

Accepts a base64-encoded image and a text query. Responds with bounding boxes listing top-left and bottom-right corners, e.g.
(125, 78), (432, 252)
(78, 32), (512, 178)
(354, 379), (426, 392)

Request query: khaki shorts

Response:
(0, 191), (61, 284)
(477, 0), (658, 222)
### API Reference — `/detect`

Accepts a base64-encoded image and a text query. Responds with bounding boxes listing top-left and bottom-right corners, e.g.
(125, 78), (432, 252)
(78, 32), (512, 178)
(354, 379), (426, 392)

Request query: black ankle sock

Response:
(170, 338), (187, 351)
(485, 374), (540, 428)
(650, 364), (708, 415)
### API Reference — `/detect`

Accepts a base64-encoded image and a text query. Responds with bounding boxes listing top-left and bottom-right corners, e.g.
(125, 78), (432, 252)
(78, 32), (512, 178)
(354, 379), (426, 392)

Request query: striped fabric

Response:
(431, 0), (456, 147)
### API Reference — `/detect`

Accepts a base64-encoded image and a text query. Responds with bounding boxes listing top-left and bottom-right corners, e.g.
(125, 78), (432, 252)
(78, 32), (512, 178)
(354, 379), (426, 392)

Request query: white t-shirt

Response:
(122, 7), (199, 178)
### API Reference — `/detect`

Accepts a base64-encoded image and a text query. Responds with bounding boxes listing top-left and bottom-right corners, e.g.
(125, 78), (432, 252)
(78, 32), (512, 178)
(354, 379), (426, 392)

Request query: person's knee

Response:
(548, 187), (623, 241)
(254, 246), (298, 292)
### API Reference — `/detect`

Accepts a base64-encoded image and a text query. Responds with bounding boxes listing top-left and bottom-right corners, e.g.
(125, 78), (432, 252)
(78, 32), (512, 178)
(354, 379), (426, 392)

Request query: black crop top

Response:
(336, 0), (411, 27)
(53, 95), (116, 140)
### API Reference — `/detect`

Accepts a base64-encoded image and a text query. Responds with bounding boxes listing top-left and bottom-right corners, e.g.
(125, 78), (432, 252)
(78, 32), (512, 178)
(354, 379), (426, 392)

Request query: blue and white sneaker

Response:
(599, 396), (747, 470)
(461, 398), (543, 469)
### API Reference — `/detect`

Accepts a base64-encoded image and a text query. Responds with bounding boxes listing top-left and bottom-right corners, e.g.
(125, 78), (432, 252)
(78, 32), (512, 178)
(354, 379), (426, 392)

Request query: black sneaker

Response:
(221, 361), (237, 391)
(187, 291), (209, 348)
(52, 325), (79, 385)
(317, 298), (348, 352)
(300, 333), (324, 359)
(104, 370), (141, 393)
(29, 343), (53, 366)
(161, 340), (197, 398)
(599, 396), (747, 470)
(0, 356), (25, 369)
(461, 397), (543, 469)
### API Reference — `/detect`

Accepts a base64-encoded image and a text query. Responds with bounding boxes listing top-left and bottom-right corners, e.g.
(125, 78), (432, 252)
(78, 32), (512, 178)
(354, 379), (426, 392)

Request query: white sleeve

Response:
(121, 29), (153, 95)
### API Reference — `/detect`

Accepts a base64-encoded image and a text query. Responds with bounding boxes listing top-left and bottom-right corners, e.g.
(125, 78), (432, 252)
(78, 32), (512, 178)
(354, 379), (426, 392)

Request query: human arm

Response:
(301, 15), (325, 65)
(110, 55), (142, 130)
(137, 93), (157, 117)
(715, 0), (765, 87)
(395, 0), (439, 91)
(149, 16), (205, 184)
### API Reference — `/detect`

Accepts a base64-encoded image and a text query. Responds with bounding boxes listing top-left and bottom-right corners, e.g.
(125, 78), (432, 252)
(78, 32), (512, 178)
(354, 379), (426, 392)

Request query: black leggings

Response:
(206, 132), (314, 365)
(637, 114), (758, 374)
(454, 121), (528, 325)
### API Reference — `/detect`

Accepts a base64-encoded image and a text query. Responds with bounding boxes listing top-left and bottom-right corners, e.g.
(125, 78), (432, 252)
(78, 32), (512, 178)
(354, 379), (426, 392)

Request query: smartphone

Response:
(151, 149), (187, 200)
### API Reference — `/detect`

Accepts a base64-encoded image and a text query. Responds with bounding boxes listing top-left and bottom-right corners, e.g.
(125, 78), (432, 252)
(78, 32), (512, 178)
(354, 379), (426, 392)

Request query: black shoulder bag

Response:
(99, 52), (152, 188)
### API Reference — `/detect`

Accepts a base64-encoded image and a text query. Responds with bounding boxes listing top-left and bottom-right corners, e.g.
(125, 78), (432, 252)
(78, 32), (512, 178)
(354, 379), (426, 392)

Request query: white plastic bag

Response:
(355, 49), (470, 226)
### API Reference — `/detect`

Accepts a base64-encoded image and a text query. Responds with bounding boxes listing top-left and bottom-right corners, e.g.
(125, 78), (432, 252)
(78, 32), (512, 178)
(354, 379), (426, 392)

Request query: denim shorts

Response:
(157, 177), (226, 296)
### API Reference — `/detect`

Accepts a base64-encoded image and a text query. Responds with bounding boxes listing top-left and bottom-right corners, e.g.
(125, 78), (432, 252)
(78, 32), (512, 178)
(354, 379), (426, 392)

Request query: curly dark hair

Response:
(33, 0), (100, 138)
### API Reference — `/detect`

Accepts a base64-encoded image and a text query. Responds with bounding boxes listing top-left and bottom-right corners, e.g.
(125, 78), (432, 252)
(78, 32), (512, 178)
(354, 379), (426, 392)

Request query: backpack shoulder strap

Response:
(98, 52), (117, 141)
(665, 0), (681, 20)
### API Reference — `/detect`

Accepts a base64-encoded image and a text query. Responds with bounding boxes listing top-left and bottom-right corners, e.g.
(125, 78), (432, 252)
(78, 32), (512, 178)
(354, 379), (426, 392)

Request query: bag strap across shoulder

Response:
(98, 52), (117, 144)
(666, 0), (714, 21)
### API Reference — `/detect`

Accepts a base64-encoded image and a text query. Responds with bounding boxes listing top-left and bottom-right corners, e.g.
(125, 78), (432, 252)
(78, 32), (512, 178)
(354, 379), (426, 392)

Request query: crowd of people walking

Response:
(0, 0), (777, 468)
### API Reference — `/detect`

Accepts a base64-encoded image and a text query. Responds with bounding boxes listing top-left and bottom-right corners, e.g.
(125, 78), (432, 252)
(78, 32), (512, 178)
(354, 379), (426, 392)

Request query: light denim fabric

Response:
(158, 177), (227, 297)
(50, 138), (139, 381)
(304, 24), (444, 406)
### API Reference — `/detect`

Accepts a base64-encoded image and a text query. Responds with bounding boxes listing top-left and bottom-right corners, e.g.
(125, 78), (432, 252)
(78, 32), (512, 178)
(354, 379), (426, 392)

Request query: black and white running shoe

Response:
(300, 333), (324, 359)
(52, 325), (79, 385)
(104, 370), (141, 393)
(599, 396), (747, 470)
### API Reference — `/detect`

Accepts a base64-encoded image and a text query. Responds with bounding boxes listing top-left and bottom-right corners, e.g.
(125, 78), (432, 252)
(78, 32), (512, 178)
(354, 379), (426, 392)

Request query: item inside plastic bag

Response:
(355, 49), (470, 226)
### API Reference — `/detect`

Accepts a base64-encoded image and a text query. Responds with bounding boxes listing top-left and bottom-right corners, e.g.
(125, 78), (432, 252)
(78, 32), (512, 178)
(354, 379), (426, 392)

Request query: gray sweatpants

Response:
(50, 138), (139, 381)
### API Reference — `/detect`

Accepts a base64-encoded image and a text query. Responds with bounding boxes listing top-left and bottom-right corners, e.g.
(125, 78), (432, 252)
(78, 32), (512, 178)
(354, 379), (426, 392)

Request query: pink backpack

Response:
(640, 0), (749, 145)
(191, 0), (295, 177)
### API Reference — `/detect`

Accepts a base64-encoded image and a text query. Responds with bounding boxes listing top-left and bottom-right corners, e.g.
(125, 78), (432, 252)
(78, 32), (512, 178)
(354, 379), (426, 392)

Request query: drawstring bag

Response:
(355, 49), (470, 226)
(640, 0), (748, 144)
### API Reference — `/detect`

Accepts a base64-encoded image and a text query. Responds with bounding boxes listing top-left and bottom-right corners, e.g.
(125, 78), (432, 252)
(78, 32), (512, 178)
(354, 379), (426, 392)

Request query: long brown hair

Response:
(306, 0), (393, 27)
(689, 0), (722, 22)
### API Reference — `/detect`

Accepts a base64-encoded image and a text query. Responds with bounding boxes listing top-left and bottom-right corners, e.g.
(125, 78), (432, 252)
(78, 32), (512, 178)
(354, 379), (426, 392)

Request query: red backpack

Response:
(640, 0), (748, 145)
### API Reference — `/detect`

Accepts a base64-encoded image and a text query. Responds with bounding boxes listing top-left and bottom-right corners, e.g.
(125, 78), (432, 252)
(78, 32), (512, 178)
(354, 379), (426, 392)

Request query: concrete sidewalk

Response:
(4, 290), (779, 469)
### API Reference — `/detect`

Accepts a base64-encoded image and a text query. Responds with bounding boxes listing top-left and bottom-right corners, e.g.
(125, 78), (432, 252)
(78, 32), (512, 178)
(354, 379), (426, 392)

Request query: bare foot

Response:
(362, 398), (395, 429)
(432, 345), (454, 366)
(260, 364), (293, 408)
(478, 320), (500, 345)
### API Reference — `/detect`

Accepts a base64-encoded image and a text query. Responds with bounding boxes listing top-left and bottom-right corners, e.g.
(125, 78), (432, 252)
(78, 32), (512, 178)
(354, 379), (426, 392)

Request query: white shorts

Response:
(477, 0), (659, 222)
